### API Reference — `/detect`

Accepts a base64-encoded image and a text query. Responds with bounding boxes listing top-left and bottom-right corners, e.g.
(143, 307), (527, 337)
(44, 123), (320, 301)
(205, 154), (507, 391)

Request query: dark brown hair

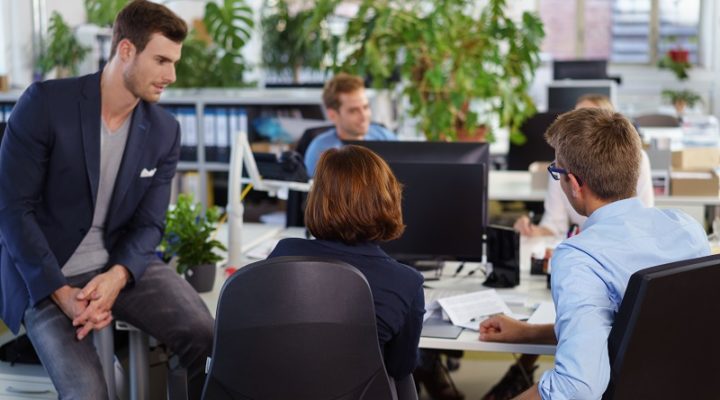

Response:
(305, 145), (405, 245)
(322, 73), (365, 111)
(109, 0), (188, 59)
(545, 107), (641, 201)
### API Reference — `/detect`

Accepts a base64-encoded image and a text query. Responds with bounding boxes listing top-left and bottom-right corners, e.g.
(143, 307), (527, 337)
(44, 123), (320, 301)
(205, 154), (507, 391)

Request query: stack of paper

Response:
(435, 289), (513, 331)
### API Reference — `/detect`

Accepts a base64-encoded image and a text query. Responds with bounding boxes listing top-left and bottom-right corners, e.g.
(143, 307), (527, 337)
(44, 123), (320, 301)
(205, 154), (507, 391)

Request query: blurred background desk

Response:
(489, 170), (720, 227)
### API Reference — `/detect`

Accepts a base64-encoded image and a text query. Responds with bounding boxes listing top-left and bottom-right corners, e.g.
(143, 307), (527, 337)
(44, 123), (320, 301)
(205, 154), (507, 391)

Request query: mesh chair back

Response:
(295, 125), (333, 157)
(203, 256), (395, 400)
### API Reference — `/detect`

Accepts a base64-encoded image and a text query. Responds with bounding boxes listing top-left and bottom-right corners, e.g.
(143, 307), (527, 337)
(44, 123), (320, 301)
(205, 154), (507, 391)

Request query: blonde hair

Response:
(545, 108), (641, 201)
(575, 94), (614, 111)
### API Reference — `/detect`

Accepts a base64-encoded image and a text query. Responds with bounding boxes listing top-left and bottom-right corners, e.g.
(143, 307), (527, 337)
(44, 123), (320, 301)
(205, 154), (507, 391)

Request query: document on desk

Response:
(437, 289), (512, 331)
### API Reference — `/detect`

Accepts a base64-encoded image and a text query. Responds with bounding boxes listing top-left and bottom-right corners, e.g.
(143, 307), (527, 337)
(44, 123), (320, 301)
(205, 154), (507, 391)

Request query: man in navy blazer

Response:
(0, 2), (212, 398)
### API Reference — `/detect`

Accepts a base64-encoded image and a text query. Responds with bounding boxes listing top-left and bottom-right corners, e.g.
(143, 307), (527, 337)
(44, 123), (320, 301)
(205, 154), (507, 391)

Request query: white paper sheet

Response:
(437, 289), (512, 328)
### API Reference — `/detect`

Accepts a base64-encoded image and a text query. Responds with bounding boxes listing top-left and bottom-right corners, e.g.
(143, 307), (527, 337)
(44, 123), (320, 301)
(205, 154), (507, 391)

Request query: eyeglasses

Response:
(547, 162), (583, 186)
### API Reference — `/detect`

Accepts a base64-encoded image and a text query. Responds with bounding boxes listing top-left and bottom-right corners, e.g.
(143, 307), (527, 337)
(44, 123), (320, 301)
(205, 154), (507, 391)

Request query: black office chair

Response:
(203, 256), (407, 400)
(295, 124), (334, 158)
(506, 112), (558, 171)
(285, 125), (332, 227)
(603, 253), (720, 400)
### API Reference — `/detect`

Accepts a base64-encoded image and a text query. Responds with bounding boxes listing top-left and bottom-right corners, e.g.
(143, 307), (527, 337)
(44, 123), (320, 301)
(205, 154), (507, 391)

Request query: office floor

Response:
(418, 353), (555, 400)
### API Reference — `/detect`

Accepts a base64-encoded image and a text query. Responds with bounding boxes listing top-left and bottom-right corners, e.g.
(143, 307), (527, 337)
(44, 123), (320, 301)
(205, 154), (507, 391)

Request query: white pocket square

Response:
(140, 168), (157, 178)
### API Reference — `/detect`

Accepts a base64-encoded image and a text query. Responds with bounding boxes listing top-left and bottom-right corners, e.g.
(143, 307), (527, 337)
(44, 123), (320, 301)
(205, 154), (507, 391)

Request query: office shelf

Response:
(0, 88), (326, 209)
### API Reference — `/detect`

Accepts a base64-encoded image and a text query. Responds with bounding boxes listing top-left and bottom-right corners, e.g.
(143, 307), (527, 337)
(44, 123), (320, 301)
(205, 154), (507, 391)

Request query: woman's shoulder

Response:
(268, 237), (315, 257)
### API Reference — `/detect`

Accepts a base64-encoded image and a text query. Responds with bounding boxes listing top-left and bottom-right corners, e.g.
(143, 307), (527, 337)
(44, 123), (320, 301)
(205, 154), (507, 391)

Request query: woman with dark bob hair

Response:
(268, 145), (425, 381)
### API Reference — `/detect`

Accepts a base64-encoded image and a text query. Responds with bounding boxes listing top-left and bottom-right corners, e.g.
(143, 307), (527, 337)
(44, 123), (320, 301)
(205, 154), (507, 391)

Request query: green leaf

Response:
(204, 0), (254, 53)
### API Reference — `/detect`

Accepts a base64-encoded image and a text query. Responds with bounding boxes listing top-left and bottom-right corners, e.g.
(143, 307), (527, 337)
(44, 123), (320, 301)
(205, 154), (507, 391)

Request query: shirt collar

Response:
(583, 197), (643, 230)
(314, 239), (390, 258)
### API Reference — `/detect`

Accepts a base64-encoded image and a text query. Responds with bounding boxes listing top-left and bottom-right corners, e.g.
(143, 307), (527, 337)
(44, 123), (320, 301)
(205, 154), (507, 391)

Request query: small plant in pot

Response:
(161, 194), (226, 293)
(662, 89), (702, 117)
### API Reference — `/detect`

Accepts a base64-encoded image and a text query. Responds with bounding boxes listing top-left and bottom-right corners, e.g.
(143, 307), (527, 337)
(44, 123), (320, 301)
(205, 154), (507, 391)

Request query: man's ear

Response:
(117, 39), (135, 62)
(326, 108), (339, 124)
(568, 174), (583, 198)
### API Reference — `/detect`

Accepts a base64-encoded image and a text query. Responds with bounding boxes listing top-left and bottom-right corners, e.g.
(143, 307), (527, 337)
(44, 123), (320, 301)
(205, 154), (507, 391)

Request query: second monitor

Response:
(348, 140), (489, 263)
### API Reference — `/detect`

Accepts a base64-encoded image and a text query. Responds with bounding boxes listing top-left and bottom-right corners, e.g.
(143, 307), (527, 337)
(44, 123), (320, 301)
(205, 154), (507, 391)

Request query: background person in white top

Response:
(514, 94), (654, 237)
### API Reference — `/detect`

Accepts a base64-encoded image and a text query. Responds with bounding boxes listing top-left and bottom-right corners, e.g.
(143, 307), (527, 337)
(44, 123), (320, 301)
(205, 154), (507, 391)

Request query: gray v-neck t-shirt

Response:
(62, 117), (131, 277)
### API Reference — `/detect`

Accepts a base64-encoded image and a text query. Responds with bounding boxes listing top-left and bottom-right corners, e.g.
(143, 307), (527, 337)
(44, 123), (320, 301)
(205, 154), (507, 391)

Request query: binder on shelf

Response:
(204, 107), (218, 162)
(179, 107), (198, 162)
(215, 107), (230, 163)
(1, 103), (13, 122)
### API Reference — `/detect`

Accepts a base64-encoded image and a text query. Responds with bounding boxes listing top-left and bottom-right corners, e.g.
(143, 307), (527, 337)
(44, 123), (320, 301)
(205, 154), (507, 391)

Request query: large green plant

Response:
(37, 12), (91, 78)
(161, 194), (227, 275)
(313, 0), (544, 143)
(175, 0), (254, 88)
(84, 0), (128, 27)
(261, 0), (331, 83)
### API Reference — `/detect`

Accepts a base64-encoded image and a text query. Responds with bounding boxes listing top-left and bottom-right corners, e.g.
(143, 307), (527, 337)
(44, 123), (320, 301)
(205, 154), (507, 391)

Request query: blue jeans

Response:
(23, 261), (214, 400)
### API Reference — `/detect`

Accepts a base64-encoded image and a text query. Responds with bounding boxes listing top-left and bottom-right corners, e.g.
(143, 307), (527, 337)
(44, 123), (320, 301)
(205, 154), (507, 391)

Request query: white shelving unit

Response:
(0, 88), (327, 209)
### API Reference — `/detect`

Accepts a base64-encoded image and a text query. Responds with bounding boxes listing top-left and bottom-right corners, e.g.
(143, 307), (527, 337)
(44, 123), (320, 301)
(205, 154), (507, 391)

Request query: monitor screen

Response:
(547, 80), (617, 112)
(605, 254), (720, 399)
(553, 59), (608, 80)
(346, 140), (490, 165)
(379, 161), (486, 262)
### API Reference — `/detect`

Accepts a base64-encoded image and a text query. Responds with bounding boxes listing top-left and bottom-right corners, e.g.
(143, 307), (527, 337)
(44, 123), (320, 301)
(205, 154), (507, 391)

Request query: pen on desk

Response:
(453, 261), (466, 277)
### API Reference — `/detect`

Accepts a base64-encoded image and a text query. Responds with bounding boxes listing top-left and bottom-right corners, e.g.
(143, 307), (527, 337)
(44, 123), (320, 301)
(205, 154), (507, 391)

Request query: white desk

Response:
(489, 171), (546, 202)
(203, 225), (557, 355)
(490, 169), (720, 207)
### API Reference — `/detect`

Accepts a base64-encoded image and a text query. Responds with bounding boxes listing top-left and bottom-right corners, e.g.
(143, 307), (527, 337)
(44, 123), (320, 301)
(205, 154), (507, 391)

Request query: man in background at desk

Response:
(303, 72), (395, 176)
(0, 2), (212, 398)
(479, 108), (708, 400)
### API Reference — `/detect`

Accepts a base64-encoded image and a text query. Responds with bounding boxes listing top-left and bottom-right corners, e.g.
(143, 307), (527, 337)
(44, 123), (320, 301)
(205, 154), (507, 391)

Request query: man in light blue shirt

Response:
(479, 108), (709, 400)
(304, 73), (395, 176)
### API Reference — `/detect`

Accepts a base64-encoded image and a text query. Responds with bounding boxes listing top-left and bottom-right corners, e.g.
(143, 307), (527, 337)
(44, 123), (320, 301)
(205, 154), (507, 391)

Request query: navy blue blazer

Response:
(268, 238), (425, 379)
(0, 72), (180, 333)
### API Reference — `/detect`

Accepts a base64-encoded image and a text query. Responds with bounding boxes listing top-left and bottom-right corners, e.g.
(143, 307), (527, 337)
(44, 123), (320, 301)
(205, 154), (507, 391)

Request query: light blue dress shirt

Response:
(303, 124), (396, 177)
(538, 198), (710, 400)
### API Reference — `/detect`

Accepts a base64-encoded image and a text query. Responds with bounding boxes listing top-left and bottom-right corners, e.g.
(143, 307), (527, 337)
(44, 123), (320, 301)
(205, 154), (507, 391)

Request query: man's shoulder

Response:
(307, 129), (340, 150)
(367, 124), (396, 140)
(141, 101), (178, 126)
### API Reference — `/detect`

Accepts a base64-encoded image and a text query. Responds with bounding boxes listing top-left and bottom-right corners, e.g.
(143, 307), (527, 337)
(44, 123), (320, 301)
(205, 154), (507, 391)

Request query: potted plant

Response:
(174, 0), (255, 88)
(261, 0), (332, 84)
(36, 12), (91, 79)
(662, 89), (702, 116)
(310, 0), (544, 144)
(161, 194), (227, 292)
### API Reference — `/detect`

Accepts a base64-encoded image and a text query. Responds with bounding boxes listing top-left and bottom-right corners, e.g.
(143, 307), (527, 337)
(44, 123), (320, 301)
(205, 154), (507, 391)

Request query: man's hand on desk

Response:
(479, 315), (556, 345)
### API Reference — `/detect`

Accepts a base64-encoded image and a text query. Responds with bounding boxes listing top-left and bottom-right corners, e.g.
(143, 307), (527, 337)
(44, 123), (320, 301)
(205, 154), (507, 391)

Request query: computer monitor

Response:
(348, 140), (490, 240)
(506, 112), (558, 171)
(603, 254), (720, 400)
(346, 140), (490, 165)
(381, 161), (486, 262)
(553, 59), (608, 80)
(547, 80), (617, 113)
